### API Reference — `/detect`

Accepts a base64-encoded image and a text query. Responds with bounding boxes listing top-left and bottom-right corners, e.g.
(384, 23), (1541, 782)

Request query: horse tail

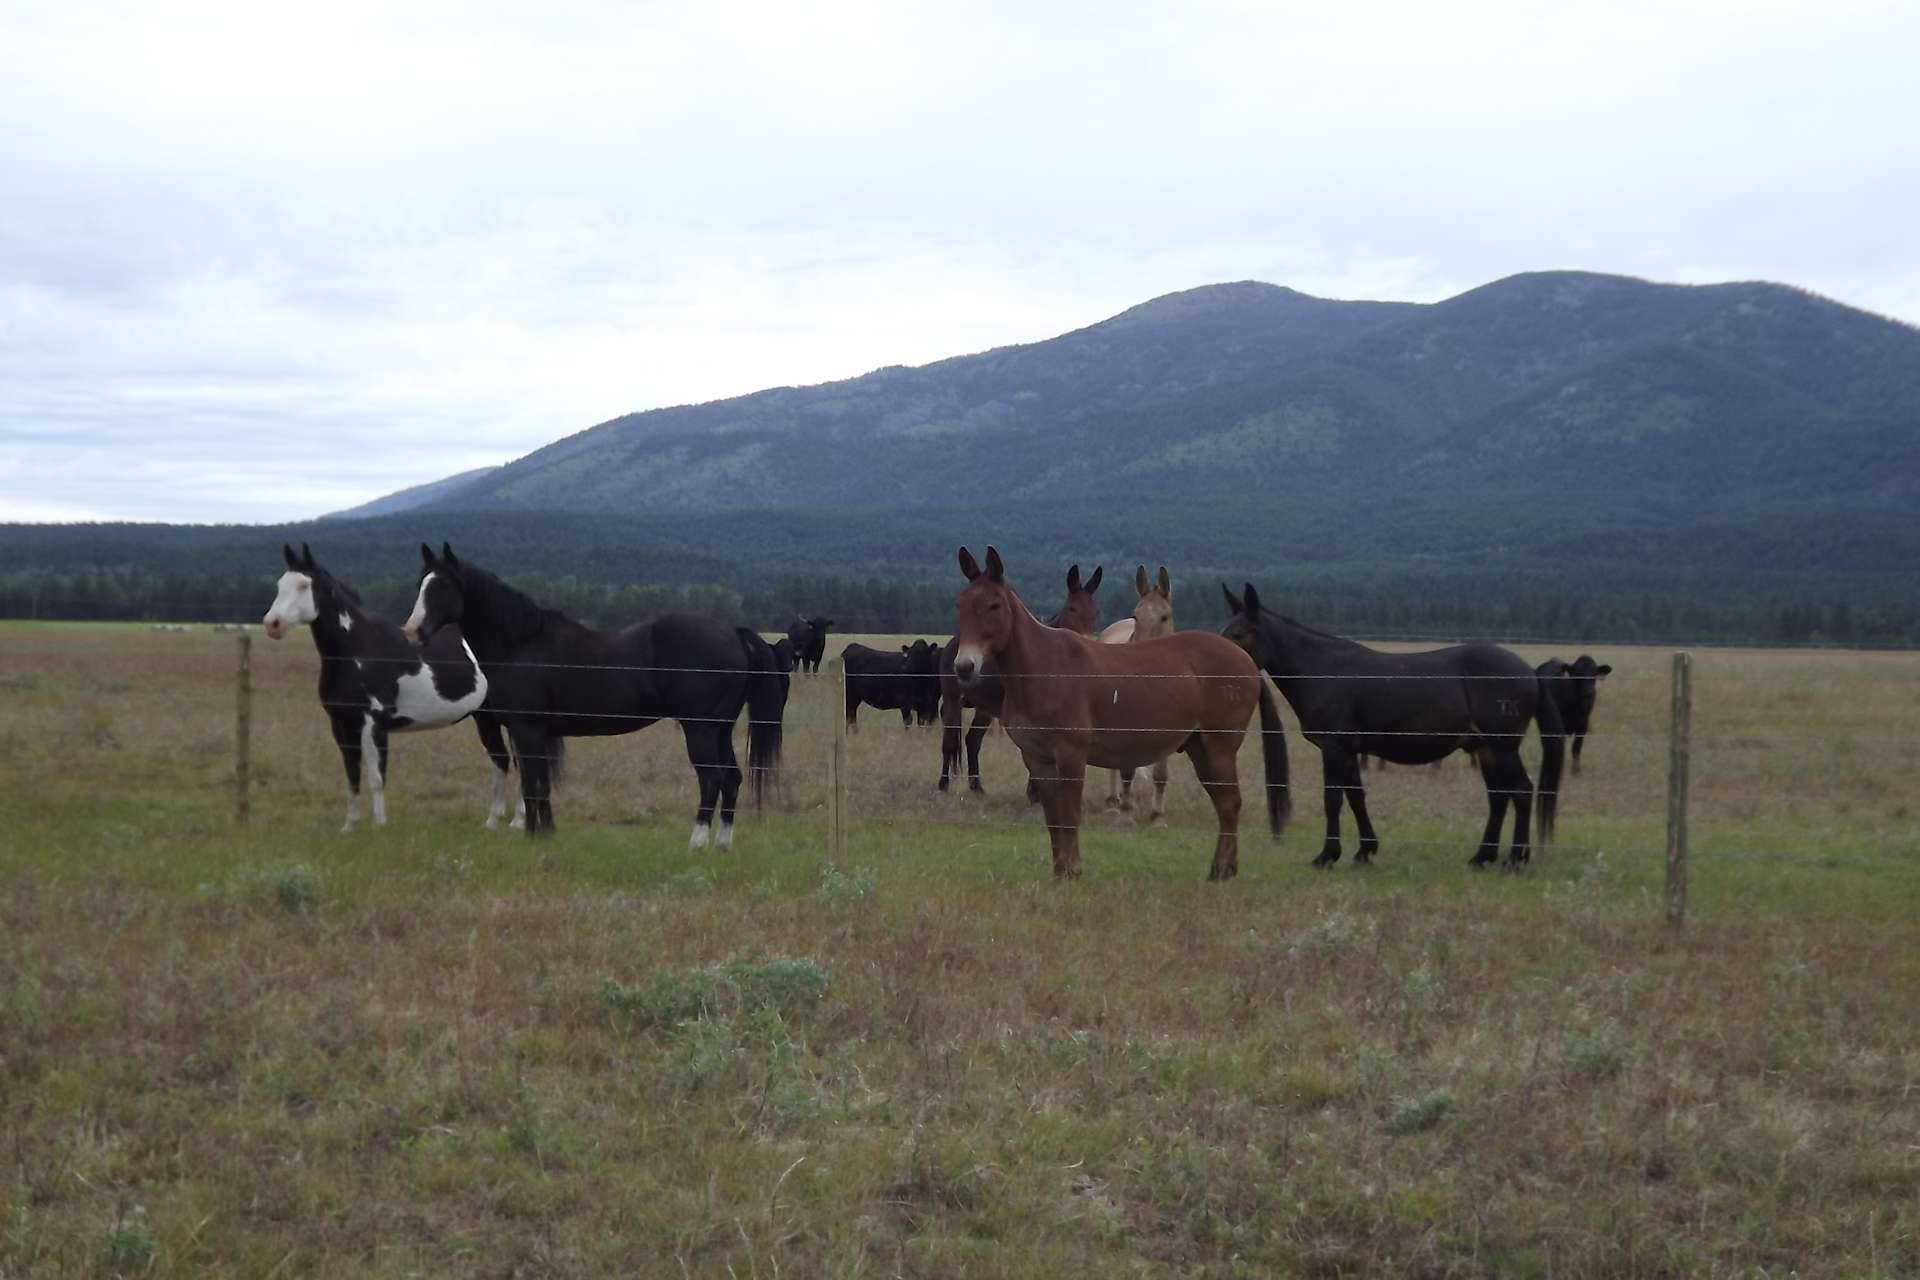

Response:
(1533, 674), (1566, 846)
(1258, 679), (1291, 836)
(737, 628), (787, 808)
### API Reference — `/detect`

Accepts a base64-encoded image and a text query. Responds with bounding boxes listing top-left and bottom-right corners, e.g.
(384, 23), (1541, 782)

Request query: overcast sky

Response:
(3, 0), (1915, 523)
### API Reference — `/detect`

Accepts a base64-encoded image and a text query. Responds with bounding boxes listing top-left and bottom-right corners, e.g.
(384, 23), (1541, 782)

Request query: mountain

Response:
(6, 270), (1919, 641)
(324, 466), (503, 520)
(362, 272), (1919, 567)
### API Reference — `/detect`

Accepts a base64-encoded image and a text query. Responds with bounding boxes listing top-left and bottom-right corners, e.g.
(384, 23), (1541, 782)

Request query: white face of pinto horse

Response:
(263, 571), (317, 639)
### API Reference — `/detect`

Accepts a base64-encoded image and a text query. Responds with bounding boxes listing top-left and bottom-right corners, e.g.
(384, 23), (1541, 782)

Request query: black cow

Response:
(844, 639), (940, 729)
(1536, 654), (1612, 775)
(786, 616), (834, 676)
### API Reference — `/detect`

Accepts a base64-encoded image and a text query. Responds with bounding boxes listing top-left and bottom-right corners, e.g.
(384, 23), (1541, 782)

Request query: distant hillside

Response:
(373, 272), (1919, 565)
(324, 466), (502, 519)
(6, 270), (1919, 642)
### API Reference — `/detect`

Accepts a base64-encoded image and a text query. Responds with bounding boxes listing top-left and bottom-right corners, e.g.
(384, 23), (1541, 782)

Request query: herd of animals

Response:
(260, 541), (1611, 878)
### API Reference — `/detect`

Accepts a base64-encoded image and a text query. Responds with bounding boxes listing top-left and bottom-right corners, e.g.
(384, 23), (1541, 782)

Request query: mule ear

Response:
(283, 543), (300, 569)
(440, 541), (458, 566)
(984, 546), (1005, 581)
(1157, 566), (1171, 598)
(1085, 565), (1102, 594)
(1135, 565), (1149, 596)
(420, 542), (437, 567)
(1221, 583), (1243, 615)
(1066, 564), (1082, 592)
(958, 546), (981, 580)
(1242, 582), (1263, 616)
(1595, 664), (1613, 679)
(300, 542), (315, 568)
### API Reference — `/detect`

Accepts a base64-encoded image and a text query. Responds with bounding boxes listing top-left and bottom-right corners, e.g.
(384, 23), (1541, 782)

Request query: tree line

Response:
(3, 564), (1915, 648)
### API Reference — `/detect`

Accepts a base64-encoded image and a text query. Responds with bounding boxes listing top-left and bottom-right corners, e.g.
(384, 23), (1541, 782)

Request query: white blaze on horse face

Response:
(263, 571), (316, 639)
(403, 573), (436, 643)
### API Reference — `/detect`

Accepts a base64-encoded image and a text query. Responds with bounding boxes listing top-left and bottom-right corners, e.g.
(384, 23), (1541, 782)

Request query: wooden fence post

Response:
(236, 631), (253, 826)
(828, 657), (849, 862)
(1665, 650), (1692, 926)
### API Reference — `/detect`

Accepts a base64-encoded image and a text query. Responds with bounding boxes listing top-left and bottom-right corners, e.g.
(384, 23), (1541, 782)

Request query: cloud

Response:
(3, 0), (1916, 521)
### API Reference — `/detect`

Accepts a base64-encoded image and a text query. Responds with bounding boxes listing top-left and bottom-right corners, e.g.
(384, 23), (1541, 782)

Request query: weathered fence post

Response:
(236, 631), (253, 826)
(828, 656), (849, 862)
(1665, 650), (1692, 926)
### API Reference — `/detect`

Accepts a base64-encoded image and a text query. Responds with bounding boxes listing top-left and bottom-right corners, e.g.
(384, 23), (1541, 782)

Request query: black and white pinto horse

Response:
(1220, 583), (1566, 870)
(407, 544), (787, 846)
(263, 544), (508, 831)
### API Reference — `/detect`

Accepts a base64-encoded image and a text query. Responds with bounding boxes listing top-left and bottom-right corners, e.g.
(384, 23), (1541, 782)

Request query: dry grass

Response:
(1, 622), (1916, 1277)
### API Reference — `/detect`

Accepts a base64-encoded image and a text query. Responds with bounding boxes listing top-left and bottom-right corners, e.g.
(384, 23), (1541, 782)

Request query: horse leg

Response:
(475, 714), (515, 829)
(1185, 736), (1243, 881)
(1049, 749), (1088, 878)
(1340, 757), (1380, 865)
(966, 709), (990, 793)
(1148, 756), (1170, 827)
(365, 719), (389, 827)
(938, 691), (960, 791)
(1314, 747), (1354, 868)
(335, 711), (363, 832)
(715, 722), (744, 850)
(511, 724), (554, 837)
(1468, 748), (1509, 868)
(682, 722), (722, 848)
(1495, 746), (1535, 868)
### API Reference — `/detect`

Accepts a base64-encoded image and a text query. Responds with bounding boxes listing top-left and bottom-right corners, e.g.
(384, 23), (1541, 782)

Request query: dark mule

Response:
(937, 563), (1103, 794)
(843, 639), (940, 729)
(953, 547), (1286, 880)
(408, 543), (786, 846)
(262, 543), (504, 830)
(1536, 655), (1612, 774)
(1220, 584), (1565, 870)
(786, 616), (833, 676)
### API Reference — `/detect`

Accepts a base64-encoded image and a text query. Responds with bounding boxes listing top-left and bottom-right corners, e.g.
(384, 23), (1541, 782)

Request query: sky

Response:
(3, 0), (1916, 524)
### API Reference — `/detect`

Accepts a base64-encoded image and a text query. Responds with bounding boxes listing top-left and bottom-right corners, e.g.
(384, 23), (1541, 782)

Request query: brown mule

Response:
(937, 562), (1103, 794)
(953, 546), (1288, 880)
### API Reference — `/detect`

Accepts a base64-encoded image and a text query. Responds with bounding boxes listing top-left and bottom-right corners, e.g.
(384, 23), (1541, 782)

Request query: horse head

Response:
(1217, 581), (1268, 665)
(406, 541), (465, 645)
(263, 543), (325, 639)
(953, 544), (1018, 688)
(1131, 565), (1174, 641)
(1054, 564), (1102, 635)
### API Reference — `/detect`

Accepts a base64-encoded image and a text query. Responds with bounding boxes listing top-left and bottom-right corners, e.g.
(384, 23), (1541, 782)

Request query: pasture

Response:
(1, 621), (1916, 1277)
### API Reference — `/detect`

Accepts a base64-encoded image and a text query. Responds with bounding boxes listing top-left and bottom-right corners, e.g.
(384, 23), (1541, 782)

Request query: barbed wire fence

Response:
(9, 626), (1914, 928)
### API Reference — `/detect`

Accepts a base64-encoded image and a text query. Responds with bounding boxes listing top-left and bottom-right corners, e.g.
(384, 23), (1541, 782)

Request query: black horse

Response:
(408, 543), (786, 845)
(1220, 583), (1565, 869)
(786, 616), (833, 676)
(1536, 655), (1612, 775)
(262, 543), (512, 830)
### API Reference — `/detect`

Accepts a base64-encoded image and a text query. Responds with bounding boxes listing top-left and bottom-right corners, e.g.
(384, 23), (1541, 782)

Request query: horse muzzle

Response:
(262, 616), (287, 640)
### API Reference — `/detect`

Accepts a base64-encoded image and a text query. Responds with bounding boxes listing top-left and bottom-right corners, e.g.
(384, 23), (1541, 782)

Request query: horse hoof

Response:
(1149, 816), (1168, 830)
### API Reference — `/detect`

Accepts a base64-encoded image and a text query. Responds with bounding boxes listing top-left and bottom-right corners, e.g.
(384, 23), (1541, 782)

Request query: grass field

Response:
(1, 621), (1916, 1277)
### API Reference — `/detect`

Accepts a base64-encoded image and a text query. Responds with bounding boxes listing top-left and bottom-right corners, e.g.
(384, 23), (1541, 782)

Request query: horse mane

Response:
(454, 558), (568, 644)
(308, 563), (363, 607)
